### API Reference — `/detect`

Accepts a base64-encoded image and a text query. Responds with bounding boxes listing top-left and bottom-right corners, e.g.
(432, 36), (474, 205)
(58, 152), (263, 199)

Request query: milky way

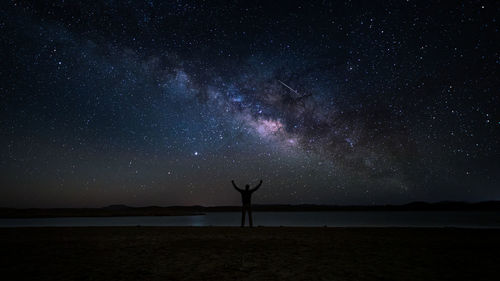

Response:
(1, 1), (499, 207)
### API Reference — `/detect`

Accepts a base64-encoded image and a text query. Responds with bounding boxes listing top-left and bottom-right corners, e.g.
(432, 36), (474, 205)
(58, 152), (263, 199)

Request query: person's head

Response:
(245, 184), (250, 190)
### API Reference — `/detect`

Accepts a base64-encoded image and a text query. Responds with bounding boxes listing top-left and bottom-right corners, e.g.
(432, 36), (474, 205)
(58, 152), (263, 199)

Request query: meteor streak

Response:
(278, 80), (300, 96)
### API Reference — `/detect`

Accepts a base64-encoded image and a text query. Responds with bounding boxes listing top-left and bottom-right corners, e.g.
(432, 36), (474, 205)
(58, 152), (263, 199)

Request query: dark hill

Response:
(1, 201), (498, 218)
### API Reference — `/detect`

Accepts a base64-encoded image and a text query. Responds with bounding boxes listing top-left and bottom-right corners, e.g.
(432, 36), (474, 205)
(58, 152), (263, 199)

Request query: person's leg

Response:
(241, 207), (246, 227)
(248, 206), (253, 227)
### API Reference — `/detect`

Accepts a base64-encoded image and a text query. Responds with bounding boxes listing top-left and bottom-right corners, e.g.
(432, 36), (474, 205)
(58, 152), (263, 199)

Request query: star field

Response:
(0, 1), (499, 207)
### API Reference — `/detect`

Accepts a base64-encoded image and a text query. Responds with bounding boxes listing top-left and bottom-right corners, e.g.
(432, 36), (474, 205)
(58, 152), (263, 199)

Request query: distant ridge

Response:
(155, 201), (500, 212)
(102, 204), (132, 210)
(0, 205), (203, 218)
(1, 201), (499, 218)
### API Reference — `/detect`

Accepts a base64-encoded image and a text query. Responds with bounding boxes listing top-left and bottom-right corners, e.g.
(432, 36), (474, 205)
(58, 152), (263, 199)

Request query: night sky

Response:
(1, 1), (499, 208)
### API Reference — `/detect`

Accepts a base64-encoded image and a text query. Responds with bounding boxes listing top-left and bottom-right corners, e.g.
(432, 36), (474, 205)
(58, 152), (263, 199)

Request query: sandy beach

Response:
(0, 227), (498, 281)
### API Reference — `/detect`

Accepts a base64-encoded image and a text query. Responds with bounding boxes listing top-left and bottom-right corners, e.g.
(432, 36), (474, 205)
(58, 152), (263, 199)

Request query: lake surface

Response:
(1, 211), (499, 228)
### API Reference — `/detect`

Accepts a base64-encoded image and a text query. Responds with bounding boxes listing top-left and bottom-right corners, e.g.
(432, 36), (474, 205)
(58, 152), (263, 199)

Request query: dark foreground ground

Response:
(0, 227), (498, 281)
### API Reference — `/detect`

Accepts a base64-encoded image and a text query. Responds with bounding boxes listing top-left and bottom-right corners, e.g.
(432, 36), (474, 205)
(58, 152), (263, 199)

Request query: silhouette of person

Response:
(232, 180), (262, 227)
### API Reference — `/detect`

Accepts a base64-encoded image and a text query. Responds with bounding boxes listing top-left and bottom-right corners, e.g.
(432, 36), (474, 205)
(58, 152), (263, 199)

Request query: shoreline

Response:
(2, 209), (499, 219)
(1, 211), (499, 229)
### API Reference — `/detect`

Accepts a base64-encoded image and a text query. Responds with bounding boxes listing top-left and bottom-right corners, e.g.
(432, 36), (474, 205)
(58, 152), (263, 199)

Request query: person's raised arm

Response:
(231, 180), (242, 192)
(251, 180), (263, 192)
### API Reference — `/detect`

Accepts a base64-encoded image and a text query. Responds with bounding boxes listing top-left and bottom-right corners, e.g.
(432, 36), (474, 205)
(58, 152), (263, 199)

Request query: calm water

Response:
(1, 211), (500, 228)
